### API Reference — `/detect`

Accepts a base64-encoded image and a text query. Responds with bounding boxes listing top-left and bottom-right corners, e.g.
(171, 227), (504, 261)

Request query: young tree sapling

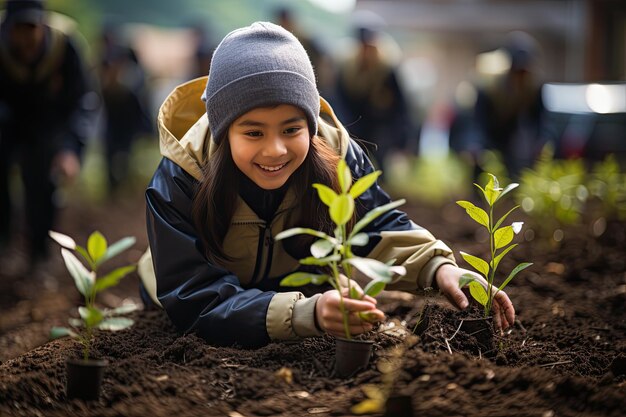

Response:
(275, 159), (406, 339)
(49, 230), (137, 360)
(457, 173), (532, 318)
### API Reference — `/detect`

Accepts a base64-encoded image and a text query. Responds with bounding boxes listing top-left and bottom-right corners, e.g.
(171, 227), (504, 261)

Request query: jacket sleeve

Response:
(147, 157), (315, 348)
(345, 139), (457, 290)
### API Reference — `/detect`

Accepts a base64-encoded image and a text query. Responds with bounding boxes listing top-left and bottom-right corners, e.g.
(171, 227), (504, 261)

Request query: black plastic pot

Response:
(334, 337), (373, 378)
(66, 358), (108, 401)
(458, 316), (494, 356)
(384, 395), (414, 417)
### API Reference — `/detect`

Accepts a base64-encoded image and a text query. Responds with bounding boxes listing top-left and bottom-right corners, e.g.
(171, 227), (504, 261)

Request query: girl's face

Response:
(228, 104), (310, 190)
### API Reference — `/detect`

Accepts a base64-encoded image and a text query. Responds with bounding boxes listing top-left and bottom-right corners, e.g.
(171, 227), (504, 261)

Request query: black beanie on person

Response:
(202, 21), (320, 143)
(3, 0), (45, 25)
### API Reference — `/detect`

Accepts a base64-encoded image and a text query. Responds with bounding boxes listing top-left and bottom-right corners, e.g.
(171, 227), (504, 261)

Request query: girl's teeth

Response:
(259, 163), (285, 172)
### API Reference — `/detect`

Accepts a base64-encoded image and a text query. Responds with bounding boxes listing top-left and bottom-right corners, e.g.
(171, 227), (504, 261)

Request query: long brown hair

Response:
(192, 134), (344, 264)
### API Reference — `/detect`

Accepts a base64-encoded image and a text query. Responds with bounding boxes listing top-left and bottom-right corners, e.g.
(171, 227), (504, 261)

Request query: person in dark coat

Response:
(0, 0), (96, 263)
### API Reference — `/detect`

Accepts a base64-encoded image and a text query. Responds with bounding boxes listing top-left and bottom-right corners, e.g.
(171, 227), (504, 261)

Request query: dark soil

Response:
(0, 193), (624, 417)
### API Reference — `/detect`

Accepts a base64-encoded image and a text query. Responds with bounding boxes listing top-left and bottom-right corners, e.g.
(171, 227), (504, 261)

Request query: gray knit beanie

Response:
(202, 22), (320, 143)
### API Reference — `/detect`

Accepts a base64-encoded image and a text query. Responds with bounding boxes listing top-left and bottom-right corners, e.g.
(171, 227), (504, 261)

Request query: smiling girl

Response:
(138, 22), (515, 348)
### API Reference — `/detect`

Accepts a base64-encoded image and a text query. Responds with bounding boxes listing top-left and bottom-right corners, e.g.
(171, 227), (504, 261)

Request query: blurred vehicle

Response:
(541, 82), (626, 165)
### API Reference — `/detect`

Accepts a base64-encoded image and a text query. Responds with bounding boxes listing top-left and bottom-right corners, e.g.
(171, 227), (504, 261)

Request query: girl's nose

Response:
(262, 134), (287, 157)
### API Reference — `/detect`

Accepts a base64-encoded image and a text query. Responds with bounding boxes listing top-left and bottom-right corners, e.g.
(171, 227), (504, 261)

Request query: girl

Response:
(138, 22), (515, 348)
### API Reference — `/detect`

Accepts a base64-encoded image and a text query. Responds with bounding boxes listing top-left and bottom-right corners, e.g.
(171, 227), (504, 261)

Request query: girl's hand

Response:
(435, 264), (516, 331)
(315, 288), (385, 337)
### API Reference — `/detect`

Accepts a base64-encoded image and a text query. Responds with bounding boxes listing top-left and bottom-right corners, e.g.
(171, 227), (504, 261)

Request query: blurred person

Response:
(472, 31), (546, 178)
(99, 22), (152, 194)
(187, 21), (215, 80)
(274, 6), (335, 100)
(334, 24), (412, 168)
(0, 0), (96, 266)
(136, 22), (515, 348)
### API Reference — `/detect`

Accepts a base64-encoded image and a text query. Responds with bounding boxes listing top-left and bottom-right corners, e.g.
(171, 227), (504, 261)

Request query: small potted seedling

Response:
(456, 173), (532, 353)
(276, 160), (406, 378)
(48, 230), (137, 401)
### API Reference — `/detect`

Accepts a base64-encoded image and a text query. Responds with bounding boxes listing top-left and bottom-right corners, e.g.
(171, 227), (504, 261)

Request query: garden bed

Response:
(0, 195), (624, 417)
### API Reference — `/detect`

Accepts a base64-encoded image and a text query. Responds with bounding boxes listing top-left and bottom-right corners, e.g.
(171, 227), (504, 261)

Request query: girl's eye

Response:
(284, 127), (302, 135)
(245, 131), (263, 138)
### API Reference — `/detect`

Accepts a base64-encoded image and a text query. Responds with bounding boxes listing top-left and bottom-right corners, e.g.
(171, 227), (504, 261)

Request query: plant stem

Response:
(487, 204), (495, 317)
(82, 328), (92, 361)
(331, 260), (351, 340)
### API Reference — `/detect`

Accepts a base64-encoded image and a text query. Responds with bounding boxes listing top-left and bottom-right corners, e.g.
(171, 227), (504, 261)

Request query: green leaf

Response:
(330, 194), (354, 226)
(345, 257), (405, 282)
(492, 244), (518, 271)
(96, 237), (136, 267)
(460, 252), (489, 277)
(311, 274), (330, 285)
(337, 159), (352, 193)
(313, 183), (338, 207)
(48, 231), (76, 249)
(275, 227), (334, 242)
(349, 171), (381, 199)
(50, 326), (77, 339)
(94, 265), (137, 293)
(79, 306), (103, 328)
(484, 173), (501, 206)
(280, 272), (315, 287)
(103, 304), (138, 317)
(87, 231), (107, 263)
(498, 262), (533, 292)
(495, 183), (519, 203)
(299, 254), (341, 266)
(468, 281), (489, 306)
(74, 245), (94, 268)
(311, 239), (334, 258)
(61, 248), (95, 297)
(456, 201), (490, 229)
(350, 199), (405, 237)
(348, 233), (369, 247)
(494, 226), (514, 249)
(363, 280), (386, 297)
(349, 286), (361, 299)
(357, 311), (381, 323)
(459, 273), (478, 288)
(473, 183), (488, 205)
(98, 317), (134, 331)
(493, 205), (520, 230)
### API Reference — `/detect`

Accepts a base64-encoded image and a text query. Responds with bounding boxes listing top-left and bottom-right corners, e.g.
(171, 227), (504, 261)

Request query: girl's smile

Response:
(228, 105), (310, 190)
(257, 161), (288, 172)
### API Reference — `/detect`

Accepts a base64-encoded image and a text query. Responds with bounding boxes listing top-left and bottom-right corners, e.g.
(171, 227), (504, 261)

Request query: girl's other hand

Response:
(435, 264), (515, 331)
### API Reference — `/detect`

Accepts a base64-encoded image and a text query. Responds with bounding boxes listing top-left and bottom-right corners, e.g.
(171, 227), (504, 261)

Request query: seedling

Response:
(457, 173), (532, 317)
(275, 160), (406, 339)
(49, 231), (137, 360)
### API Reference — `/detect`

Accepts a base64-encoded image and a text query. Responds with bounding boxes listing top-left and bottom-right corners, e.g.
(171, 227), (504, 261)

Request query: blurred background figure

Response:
(334, 17), (412, 168)
(274, 6), (336, 100)
(471, 31), (546, 178)
(99, 21), (152, 195)
(187, 20), (215, 80)
(0, 0), (97, 268)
